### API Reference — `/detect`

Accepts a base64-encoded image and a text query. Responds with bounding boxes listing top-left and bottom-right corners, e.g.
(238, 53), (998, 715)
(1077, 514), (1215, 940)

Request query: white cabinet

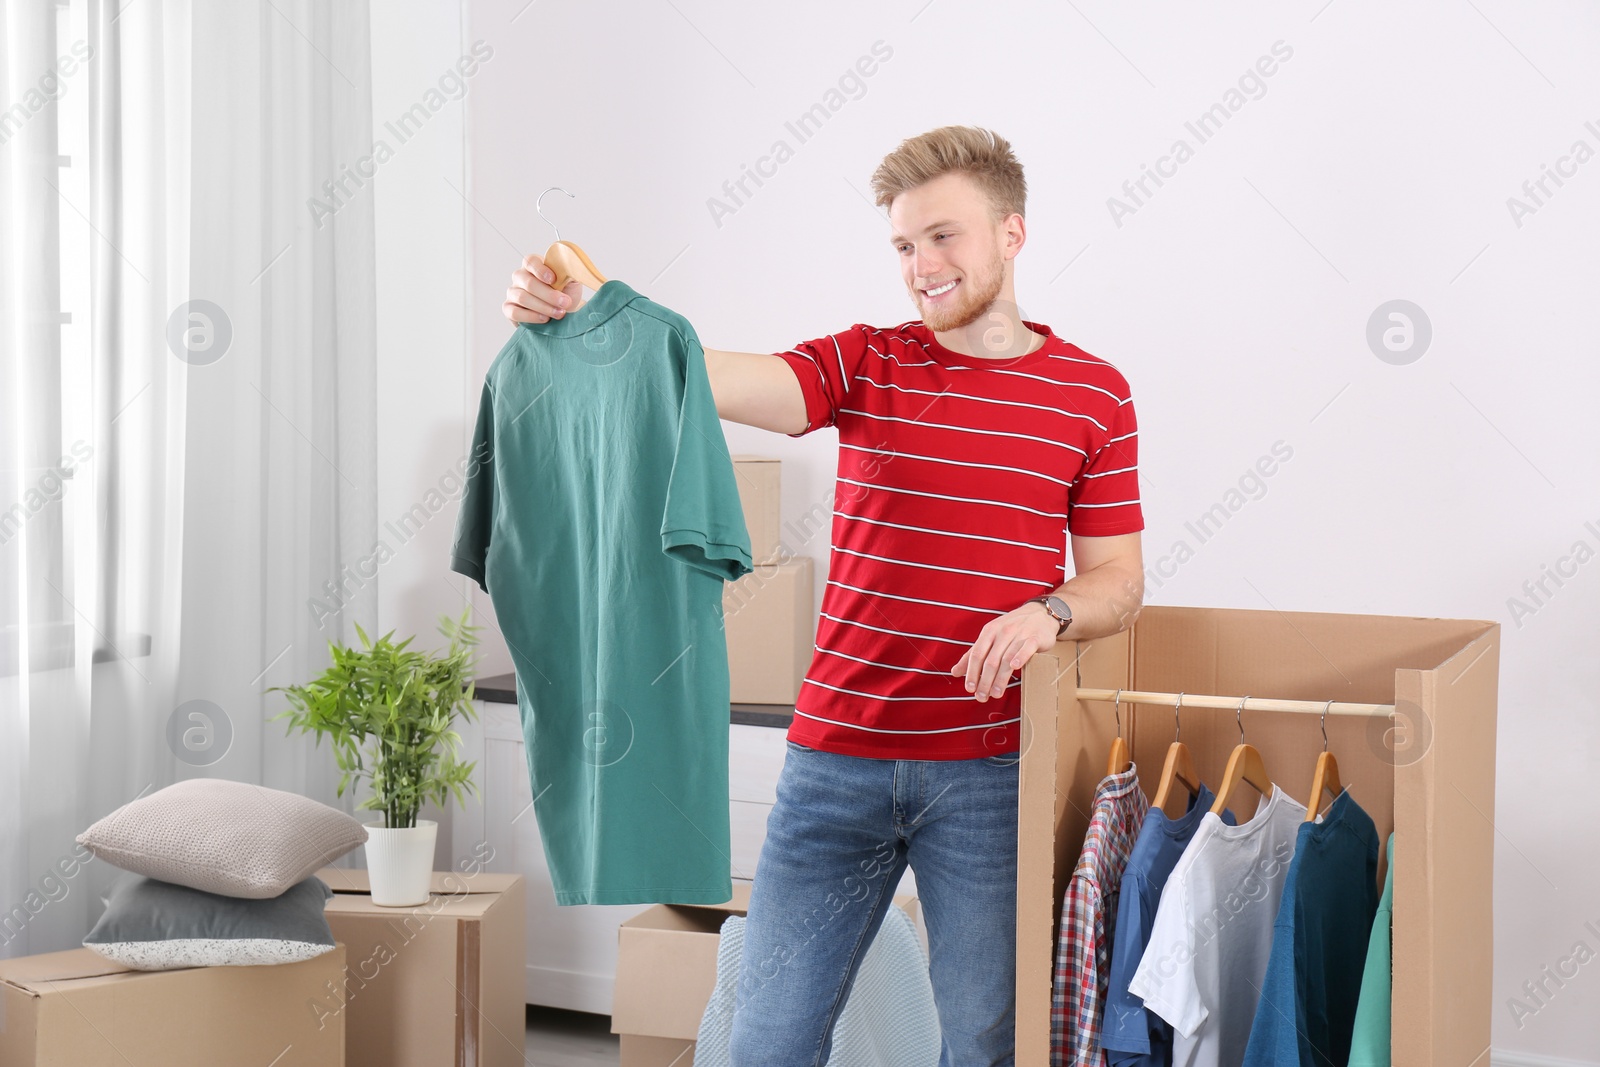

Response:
(453, 700), (801, 1013)
(727, 721), (786, 883)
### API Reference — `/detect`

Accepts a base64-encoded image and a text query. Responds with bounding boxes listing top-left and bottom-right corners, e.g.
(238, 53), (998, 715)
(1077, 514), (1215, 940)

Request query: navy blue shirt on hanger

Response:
(1240, 788), (1381, 1067)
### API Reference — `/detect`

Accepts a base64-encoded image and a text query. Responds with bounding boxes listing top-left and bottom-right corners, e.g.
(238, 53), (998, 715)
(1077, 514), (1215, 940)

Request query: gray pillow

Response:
(83, 873), (336, 970)
(76, 778), (367, 898)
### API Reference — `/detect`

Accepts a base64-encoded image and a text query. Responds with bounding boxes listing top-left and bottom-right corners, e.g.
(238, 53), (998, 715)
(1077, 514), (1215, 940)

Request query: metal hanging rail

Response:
(1073, 687), (1395, 718)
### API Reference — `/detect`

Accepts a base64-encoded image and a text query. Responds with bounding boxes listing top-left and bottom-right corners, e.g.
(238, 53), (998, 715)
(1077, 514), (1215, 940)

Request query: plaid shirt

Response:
(1051, 765), (1150, 1067)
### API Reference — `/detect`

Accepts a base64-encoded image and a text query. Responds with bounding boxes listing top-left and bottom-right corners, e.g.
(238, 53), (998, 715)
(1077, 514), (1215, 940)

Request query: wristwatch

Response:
(1027, 594), (1073, 637)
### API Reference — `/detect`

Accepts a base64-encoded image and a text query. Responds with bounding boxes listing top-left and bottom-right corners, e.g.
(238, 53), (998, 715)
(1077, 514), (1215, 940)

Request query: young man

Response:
(502, 126), (1145, 1066)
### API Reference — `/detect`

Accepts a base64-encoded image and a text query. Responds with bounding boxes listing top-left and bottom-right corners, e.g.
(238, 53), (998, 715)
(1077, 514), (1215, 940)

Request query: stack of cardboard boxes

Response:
(0, 867), (526, 1067)
(724, 456), (815, 705)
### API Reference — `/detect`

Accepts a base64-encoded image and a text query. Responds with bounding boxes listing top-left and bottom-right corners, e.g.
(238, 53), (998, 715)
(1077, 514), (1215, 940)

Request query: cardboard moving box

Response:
(731, 455), (781, 564)
(0, 943), (347, 1067)
(316, 866), (525, 1067)
(723, 557), (814, 704)
(1016, 605), (1498, 1066)
(613, 881), (918, 1066)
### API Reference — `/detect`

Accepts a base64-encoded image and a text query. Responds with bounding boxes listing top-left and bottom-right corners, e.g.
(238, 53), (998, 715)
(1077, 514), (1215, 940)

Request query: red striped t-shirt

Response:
(774, 318), (1143, 760)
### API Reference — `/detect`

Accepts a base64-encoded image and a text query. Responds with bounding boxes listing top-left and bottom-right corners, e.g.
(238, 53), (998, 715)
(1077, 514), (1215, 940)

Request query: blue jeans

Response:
(727, 740), (1019, 1066)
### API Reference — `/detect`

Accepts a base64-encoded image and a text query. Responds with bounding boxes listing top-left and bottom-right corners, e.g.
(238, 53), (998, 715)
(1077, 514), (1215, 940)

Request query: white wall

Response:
(440, 1), (1598, 1059)
(370, 0), (489, 667)
(369, 0), (486, 868)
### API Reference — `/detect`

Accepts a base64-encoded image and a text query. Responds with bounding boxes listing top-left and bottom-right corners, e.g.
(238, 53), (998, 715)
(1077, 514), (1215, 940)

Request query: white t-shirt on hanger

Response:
(1126, 784), (1308, 1067)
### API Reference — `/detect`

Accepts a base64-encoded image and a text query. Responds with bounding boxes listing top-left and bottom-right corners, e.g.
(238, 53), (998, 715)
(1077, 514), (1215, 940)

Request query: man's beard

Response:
(913, 252), (1005, 333)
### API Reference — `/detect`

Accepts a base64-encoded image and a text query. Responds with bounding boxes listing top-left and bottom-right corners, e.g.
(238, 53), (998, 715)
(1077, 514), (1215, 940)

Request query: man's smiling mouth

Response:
(922, 279), (959, 299)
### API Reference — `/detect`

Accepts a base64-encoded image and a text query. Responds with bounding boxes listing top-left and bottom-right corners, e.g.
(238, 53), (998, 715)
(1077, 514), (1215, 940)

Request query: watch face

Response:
(1046, 595), (1071, 620)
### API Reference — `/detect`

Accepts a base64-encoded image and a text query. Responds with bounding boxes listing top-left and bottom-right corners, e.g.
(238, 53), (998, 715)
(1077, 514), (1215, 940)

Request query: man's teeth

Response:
(925, 280), (958, 297)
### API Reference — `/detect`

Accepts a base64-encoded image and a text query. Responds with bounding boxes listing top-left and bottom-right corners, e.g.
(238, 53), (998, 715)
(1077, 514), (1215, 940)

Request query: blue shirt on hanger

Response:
(1101, 784), (1235, 1067)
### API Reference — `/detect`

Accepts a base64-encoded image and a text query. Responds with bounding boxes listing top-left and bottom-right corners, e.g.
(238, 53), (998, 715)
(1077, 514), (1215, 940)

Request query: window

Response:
(0, 0), (93, 676)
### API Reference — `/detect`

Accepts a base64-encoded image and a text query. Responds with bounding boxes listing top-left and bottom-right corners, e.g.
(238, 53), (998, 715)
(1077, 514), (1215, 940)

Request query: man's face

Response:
(888, 171), (1009, 333)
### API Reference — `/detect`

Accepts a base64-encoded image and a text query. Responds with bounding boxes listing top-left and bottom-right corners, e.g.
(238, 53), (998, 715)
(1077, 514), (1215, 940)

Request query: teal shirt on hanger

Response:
(1347, 833), (1395, 1066)
(451, 279), (753, 905)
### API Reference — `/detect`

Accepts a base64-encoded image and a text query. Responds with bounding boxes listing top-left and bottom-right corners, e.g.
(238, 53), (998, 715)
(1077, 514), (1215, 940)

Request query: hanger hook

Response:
(1174, 691), (1183, 743)
(1112, 689), (1123, 739)
(535, 186), (575, 244)
(1321, 699), (1333, 752)
(1236, 694), (1251, 745)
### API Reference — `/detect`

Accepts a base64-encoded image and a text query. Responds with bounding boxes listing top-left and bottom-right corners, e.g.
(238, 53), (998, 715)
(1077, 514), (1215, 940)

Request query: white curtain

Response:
(0, 0), (377, 957)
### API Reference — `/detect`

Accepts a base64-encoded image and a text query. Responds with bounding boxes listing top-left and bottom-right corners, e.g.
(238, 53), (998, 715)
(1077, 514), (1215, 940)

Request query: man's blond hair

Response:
(869, 125), (1026, 222)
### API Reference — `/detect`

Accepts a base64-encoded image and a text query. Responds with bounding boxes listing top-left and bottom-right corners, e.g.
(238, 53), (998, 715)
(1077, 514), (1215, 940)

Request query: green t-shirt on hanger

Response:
(1348, 832), (1395, 1066)
(451, 279), (753, 905)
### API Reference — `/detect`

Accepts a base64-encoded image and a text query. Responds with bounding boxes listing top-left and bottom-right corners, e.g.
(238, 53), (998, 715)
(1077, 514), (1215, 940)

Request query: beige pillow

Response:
(77, 779), (368, 899)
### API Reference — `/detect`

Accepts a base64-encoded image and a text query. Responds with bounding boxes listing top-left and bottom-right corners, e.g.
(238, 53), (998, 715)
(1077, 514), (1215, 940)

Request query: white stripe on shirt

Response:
(812, 645), (963, 676)
(836, 409), (1091, 456)
(827, 579), (1005, 616)
(850, 377), (1111, 431)
(837, 477), (1070, 519)
(831, 510), (1063, 554)
(858, 335), (1128, 405)
(840, 442), (1075, 488)
(818, 611), (972, 646)
(831, 545), (1053, 587)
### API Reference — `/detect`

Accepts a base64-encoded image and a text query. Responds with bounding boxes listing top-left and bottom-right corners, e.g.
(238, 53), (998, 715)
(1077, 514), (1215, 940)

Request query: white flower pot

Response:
(361, 818), (438, 907)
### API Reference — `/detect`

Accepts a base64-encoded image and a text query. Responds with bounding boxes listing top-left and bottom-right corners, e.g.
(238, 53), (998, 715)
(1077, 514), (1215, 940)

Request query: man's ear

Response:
(1001, 212), (1027, 259)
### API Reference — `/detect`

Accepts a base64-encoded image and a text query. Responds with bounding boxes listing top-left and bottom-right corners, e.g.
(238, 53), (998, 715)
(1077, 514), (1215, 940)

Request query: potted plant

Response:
(270, 609), (482, 906)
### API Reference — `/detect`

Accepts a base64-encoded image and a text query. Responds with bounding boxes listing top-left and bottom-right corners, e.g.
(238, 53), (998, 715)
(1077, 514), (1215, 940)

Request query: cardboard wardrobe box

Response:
(723, 556), (814, 704)
(731, 455), (782, 564)
(0, 942), (347, 1066)
(1014, 605), (1499, 1066)
(315, 866), (525, 1067)
(612, 881), (919, 1067)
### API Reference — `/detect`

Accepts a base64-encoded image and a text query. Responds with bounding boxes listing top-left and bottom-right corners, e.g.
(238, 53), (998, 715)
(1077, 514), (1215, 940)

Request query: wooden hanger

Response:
(1152, 690), (1201, 812)
(536, 187), (609, 295)
(1211, 695), (1275, 817)
(1306, 700), (1343, 822)
(546, 240), (607, 293)
(1105, 689), (1131, 776)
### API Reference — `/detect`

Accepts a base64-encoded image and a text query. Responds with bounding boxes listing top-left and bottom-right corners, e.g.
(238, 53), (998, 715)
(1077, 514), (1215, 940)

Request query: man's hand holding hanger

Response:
(504, 252), (584, 325)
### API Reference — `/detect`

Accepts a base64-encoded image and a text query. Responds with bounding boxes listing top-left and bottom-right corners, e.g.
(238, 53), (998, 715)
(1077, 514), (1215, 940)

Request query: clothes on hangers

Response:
(1051, 763), (1150, 1067)
(1127, 784), (1308, 1067)
(450, 279), (753, 905)
(1240, 790), (1381, 1067)
(1347, 832), (1395, 1067)
(1100, 784), (1236, 1067)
